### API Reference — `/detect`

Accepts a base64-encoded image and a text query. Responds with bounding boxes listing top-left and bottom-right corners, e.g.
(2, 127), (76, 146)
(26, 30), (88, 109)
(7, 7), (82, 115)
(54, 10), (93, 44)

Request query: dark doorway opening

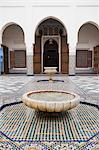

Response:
(43, 39), (59, 71)
(1, 45), (9, 74)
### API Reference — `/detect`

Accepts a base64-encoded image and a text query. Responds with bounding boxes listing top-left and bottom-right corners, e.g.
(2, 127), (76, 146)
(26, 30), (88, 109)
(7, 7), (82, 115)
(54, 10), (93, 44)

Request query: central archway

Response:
(43, 39), (59, 71)
(34, 17), (69, 74)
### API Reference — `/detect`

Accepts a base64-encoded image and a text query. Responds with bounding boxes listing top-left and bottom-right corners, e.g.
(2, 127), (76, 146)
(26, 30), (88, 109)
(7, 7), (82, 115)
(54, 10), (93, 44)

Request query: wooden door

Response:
(94, 46), (99, 73)
(61, 36), (69, 74)
(14, 50), (26, 68)
(34, 36), (41, 74)
(76, 50), (92, 68)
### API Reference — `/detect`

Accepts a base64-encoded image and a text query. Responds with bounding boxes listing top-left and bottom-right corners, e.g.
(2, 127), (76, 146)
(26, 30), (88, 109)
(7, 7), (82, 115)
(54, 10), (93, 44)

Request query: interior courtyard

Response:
(0, 0), (99, 149)
(0, 75), (99, 149)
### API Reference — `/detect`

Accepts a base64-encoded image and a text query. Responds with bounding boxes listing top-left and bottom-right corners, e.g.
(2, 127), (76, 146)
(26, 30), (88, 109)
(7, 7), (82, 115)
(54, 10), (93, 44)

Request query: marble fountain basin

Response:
(22, 90), (80, 112)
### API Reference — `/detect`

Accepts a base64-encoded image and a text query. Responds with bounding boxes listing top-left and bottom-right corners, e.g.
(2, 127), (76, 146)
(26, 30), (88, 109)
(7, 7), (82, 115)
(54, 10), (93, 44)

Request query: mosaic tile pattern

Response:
(0, 134), (21, 150)
(0, 103), (99, 142)
(0, 133), (99, 150)
(0, 75), (99, 149)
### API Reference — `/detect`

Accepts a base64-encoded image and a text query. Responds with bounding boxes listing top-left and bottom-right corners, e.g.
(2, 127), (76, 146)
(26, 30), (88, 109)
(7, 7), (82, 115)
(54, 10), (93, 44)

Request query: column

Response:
(68, 25), (77, 75)
(69, 45), (76, 75)
(26, 43), (34, 75)
(67, 3), (77, 75)
(25, 3), (34, 75)
(68, 28), (77, 75)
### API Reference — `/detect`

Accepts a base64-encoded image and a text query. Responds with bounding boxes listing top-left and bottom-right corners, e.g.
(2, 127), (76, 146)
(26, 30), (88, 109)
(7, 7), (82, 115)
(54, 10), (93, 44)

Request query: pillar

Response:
(67, 3), (77, 75)
(26, 45), (33, 75)
(25, 3), (34, 75)
(69, 45), (76, 75)
(68, 33), (77, 75)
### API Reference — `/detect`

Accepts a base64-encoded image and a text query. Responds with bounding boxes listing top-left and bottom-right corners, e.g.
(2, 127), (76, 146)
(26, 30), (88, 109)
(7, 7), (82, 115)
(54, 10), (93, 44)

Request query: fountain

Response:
(22, 90), (80, 112)
(44, 67), (57, 82)
(37, 67), (64, 82)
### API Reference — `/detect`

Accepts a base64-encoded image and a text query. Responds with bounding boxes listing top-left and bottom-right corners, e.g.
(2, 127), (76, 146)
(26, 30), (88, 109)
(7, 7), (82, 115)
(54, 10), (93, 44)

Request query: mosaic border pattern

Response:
(0, 102), (99, 150)
(0, 133), (98, 150)
(0, 103), (99, 142)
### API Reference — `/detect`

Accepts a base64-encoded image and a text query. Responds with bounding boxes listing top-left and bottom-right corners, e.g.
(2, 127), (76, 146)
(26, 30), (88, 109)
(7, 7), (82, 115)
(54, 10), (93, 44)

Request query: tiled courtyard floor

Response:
(0, 75), (99, 150)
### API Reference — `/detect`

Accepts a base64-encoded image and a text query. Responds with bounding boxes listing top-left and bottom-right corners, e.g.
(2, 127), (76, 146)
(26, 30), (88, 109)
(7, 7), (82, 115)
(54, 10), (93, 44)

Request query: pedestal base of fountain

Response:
(37, 67), (64, 83)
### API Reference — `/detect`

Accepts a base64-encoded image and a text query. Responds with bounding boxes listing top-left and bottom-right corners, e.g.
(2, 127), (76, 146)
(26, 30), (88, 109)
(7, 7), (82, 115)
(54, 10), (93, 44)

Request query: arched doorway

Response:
(34, 17), (69, 74)
(1, 23), (26, 74)
(76, 22), (99, 74)
(43, 39), (59, 71)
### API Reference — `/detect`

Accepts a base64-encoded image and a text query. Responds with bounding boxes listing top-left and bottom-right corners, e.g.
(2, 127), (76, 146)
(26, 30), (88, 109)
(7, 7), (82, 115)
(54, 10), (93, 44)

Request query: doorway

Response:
(34, 17), (68, 74)
(43, 39), (59, 71)
(1, 45), (9, 74)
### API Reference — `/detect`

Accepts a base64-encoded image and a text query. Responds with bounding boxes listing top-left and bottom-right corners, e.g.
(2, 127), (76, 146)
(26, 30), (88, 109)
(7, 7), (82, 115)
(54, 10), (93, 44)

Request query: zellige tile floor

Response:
(0, 75), (99, 150)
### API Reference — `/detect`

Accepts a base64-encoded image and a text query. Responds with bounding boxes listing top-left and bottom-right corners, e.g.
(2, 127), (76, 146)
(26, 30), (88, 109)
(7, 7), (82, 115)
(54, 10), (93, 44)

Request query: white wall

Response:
(0, 0), (99, 74)
(0, 0), (99, 48)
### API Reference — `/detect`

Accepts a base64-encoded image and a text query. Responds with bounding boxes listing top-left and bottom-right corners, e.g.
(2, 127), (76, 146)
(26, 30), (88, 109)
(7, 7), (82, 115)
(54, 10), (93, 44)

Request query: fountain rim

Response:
(22, 90), (80, 104)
